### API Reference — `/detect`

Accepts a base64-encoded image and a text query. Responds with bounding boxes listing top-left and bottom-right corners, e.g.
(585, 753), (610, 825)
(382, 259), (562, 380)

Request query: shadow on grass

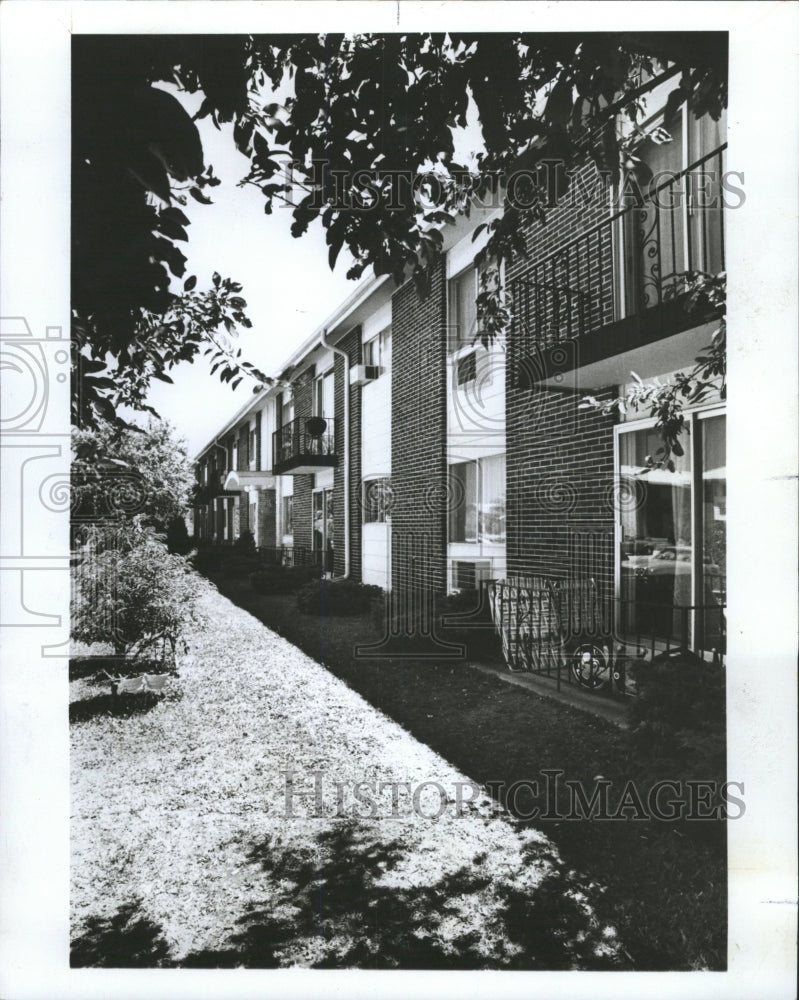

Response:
(72, 825), (621, 969)
(69, 692), (164, 724)
(178, 821), (620, 969)
(71, 899), (173, 967)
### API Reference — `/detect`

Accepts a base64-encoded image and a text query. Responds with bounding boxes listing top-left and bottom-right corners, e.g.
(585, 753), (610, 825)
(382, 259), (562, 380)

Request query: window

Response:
(623, 104), (726, 312)
(363, 327), (391, 371)
(617, 411), (725, 649)
(363, 478), (392, 524)
(314, 370), (335, 417)
(448, 454), (506, 544)
(249, 426), (257, 467)
(456, 352), (477, 386)
(282, 495), (293, 535)
(449, 267), (478, 352)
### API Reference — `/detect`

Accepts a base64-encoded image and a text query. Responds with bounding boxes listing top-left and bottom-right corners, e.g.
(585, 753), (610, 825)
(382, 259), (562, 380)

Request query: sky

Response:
(142, 88), (361, 457)
(142, 77), (488, 458)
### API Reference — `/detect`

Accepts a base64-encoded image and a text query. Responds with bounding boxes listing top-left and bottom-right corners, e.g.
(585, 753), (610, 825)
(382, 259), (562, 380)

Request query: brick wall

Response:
(505, 386), (617, 599)
(256, 488), (276, 549)
(333, 326), (362, 580)
(390, 258), (448, 610)
(505, 159), (619, 601)
(237, 424), (249, 470)
(235, 494), (248, 537)
(291, 366), (315, 552)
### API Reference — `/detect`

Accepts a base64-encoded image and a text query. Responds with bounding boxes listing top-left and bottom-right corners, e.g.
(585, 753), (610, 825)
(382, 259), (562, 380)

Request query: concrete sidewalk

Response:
(465, 660), (630, 729)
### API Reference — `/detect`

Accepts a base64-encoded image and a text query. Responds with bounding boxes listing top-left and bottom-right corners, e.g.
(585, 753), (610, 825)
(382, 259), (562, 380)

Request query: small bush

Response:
(250, 566), (319, 595)
(629, 654), (726, 732)
(166, 516), (192, 555)
(72, 528), (202, 661)
(191, 547), (224, 574)
(297, 579), (384, 616)
(234, 530), (256, 552)
(435, 589), (501, 660)
(628, 654), (726, 771)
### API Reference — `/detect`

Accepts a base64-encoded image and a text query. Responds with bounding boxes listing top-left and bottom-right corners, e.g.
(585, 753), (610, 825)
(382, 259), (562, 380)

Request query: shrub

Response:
(629, 654), (726, 733)
(191, 546), (224, 574)
(297, 579), (384, 616)
(166, 515), (192, 554)
(234, 530), (256, 552)
(250, 566), (319, 595)
(435, 588), (502, 660)
(72, 528), (203, 662)
(628, 654), (726, 771)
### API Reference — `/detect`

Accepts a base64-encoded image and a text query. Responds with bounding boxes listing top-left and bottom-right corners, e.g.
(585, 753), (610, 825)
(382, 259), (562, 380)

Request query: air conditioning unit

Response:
(349, 364), (384, 387)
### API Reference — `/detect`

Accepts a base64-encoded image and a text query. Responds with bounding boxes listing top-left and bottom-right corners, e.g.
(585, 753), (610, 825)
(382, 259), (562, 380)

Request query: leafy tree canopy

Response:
(72, 416), (196, 531)
(73, 32), (727, 425)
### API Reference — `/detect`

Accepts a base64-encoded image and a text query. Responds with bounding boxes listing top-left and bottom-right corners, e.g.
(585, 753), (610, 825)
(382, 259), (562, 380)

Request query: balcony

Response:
(511, 145), (726, 388)
(272, 415), (338, 476)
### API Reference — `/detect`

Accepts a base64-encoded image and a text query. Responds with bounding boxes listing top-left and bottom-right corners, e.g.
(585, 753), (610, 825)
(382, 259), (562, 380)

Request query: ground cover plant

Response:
(202, 554), (727, 970)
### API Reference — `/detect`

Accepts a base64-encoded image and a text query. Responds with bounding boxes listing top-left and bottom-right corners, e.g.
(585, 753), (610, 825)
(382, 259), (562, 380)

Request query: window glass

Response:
(456, 352), (477, 385)
(363, 337), (378, 367)
(619, 425), (692, 640)
(380, 327), (391, 368)
(701, 414), (726, 646)
(449, 461), (478, 542)
(283, 495), (293, 535)
(481, 454), (506, 543)
(618, 414), (726, 651)
(449, 455), (506, 543)
(450, 268), (477, 350)
(315, 371), (335, 417)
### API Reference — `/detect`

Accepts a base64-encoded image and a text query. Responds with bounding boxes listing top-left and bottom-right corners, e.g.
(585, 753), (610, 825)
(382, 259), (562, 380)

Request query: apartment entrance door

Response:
(313, 488), (335, 573)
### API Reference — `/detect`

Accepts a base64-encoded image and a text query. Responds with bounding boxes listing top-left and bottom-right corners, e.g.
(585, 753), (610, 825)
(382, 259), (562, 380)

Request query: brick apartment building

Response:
(194, 92), (727, 660)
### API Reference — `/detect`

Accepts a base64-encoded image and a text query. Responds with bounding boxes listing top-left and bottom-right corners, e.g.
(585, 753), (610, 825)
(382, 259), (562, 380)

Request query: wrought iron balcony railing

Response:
(511, 145), (727, 362)
(272, 415), (338, 475)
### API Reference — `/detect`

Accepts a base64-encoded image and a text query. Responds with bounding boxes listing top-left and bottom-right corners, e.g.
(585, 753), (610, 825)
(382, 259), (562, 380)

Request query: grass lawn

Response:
(206, 563), (727, 971)
(71, 578), (625, 970)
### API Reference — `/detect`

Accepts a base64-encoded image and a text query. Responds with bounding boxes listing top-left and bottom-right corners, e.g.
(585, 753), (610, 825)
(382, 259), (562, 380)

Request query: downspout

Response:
(320, 327), (350, 579)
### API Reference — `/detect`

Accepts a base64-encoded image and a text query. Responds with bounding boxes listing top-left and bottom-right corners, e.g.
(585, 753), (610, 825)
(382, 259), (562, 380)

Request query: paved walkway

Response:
(71, 580), (622, 968)
(466, 661), (629, 729)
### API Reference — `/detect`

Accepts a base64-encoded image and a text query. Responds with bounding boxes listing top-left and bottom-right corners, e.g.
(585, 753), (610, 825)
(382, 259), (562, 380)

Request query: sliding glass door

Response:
(616, 410), (726, 653)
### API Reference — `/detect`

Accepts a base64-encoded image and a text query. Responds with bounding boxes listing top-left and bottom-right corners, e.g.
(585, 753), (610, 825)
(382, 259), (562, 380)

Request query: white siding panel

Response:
(447, 344), (506, 456)
(361, 372), (392, 478)
(362, 523), (391, 590)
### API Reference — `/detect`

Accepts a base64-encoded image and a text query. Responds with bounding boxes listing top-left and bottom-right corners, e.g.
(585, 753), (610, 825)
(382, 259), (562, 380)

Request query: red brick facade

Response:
(389, 259), (448, 601)
(504, 161), (619, 602)
(333, 326), (363, 581)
